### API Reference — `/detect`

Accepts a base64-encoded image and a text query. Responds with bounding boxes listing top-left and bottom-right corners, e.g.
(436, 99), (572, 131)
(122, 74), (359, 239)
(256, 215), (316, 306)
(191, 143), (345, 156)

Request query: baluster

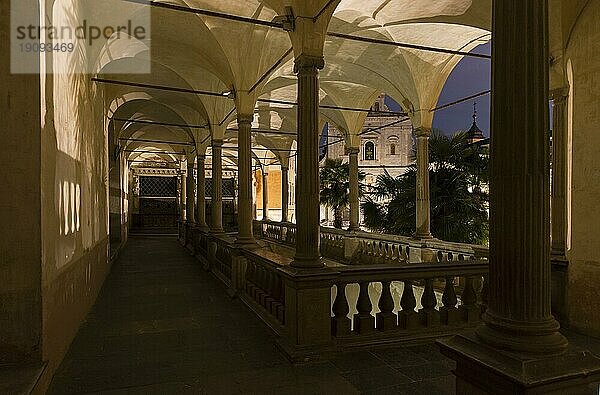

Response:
(390, 245), (399, 264)
(480, 274), (488, 314)
(271, 272), (282, 316)
(332, 283), (351, 336)
(258, 266), (270, 307)
(459, 276), (480, 323)
(277, 280), (285, 324)
(377, 281), (397, 331)
(441, 276), (459, 325)
(398, 280), (418, 329)
(246, 261), (256, 296)
(419, 278), (440, 327)
(254, 266), (265, 303)
(268, 269), (277, 310)
(354, 282), (375, 333)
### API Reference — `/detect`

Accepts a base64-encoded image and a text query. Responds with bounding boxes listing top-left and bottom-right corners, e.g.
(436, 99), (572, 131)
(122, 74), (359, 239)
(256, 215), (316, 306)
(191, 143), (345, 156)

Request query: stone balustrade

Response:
(184, 224), (489, 360)
(253, 219), (488, 265)
(330, 263), (488, 343)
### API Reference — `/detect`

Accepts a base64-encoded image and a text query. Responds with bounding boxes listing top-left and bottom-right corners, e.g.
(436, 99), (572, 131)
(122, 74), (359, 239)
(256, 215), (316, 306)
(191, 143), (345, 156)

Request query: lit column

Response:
(474, 0), (567, 355)
(211, 139), (224, 234)
(186, 162), (195, 224)
(262, 167), (269, 221)
(236, 114), (256, 246)
(196, 154), (208, 230)
(415, 127), (432, 239)
(348, 147), (360, 231)
(550, 88), (569, 261)
(292, 54), (324, 268)
(281, 165), (289, 222)
(180, 170), (186, 222)
(436, 3), (600, 393)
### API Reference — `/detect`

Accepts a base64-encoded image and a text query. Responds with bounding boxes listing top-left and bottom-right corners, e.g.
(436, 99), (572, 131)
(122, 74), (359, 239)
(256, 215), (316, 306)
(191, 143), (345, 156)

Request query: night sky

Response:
(385, 42), (491, 136)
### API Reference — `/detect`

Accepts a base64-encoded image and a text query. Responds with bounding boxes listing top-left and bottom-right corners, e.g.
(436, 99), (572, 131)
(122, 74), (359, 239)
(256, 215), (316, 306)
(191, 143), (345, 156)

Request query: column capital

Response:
(346, 147), (360, 156)
(212, 139), (223, 148)
(550, 87), (569, 103)
(293, 54), (325, 74)
(280, 165), (289, 171)
(414, 127), (432, 138)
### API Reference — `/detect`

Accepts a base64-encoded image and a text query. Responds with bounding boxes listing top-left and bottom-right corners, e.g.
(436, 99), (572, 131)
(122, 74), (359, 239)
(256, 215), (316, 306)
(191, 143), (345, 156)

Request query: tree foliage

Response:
(320, 158), (366, 229)
(362, 131), (489, 244)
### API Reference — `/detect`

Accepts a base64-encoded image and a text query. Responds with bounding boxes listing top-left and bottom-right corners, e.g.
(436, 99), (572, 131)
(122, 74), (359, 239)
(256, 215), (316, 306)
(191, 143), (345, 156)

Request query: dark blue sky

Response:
(385, 42), (491, 136)
(433, 42), (491, 136)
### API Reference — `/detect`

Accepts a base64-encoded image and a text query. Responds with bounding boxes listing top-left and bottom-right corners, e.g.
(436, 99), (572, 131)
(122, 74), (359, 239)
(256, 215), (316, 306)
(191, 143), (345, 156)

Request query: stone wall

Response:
(565, 0), (600, 338)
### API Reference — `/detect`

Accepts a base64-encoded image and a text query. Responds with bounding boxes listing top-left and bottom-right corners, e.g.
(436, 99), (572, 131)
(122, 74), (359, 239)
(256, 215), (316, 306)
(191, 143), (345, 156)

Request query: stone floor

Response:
(48, 235), (456, 394)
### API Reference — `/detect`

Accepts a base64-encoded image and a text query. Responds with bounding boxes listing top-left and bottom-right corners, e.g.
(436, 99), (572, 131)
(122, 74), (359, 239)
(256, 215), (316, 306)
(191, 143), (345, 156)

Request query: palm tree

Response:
(362, 131), (489, 244)
(320, 158), (366, 229)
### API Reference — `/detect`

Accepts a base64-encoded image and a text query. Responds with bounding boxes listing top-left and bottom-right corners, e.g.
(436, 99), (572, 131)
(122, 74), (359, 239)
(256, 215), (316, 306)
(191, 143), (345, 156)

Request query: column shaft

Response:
(196, 155), (208, 229)
(262, 169), (269, 221)
(180, 172), (186, 222)
(292, 54), (325, 268)
(211, 140), (224, 234)
(186, 164), (195, 224)
(348, 148), (360, 231)
(281, 166), (289, 222)
(415, 129), (432, 239)
(476, 0), (567, 354)
(236, 115), (255, 245)
(551, 89), (568, 259)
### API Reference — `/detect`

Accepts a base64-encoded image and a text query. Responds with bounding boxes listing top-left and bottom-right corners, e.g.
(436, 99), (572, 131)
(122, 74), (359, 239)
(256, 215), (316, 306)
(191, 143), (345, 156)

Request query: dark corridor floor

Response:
(48, 235), (456, 394)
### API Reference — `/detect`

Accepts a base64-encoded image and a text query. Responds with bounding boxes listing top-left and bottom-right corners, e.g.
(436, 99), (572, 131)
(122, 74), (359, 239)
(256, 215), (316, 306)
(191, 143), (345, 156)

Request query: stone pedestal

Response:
(439, 334), (600, 395)
(276, 266), (338, 361)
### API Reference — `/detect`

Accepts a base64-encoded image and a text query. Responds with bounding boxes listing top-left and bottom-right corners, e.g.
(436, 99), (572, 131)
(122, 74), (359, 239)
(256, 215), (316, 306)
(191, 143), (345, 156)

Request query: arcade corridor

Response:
(47, 236), (456, 394)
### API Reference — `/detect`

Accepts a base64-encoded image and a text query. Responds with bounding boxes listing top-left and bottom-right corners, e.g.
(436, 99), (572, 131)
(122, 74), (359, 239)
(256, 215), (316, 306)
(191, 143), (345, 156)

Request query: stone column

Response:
(551, 88), (569, 261)
(438, 2), (600, 392)
(180, 171), (187, 222)
(292, 54), (325, 268)
(474, 0), (568, 355)
(415, 127), (432, 239)
(211, 139), (224, 234)
(186, 162), (195, 224)
(348, 147), (360, 231)
(236, 115), (256, 246)
(281, 165), (289, 222)
(262, 167), (269, 221)
(196, 154), (208, 230)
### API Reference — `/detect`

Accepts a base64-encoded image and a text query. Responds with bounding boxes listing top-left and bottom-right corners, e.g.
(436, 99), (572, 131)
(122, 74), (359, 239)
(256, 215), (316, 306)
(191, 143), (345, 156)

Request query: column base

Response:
(413, 232), (434, 241)
(551, 252), (569, 265)
(290, 256), (324, 269)
(195, 223), (210, 232)
(438, 332), (600, 394)
(477, 311), (568, 355)
(234, 236), (258, 249)
(210, 228), (225, 236)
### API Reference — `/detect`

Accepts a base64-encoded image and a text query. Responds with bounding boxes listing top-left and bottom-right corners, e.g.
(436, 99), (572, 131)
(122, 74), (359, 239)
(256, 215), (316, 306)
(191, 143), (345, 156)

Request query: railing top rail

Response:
(334, 260), (488, 283)
(253, 219), (489, 255)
